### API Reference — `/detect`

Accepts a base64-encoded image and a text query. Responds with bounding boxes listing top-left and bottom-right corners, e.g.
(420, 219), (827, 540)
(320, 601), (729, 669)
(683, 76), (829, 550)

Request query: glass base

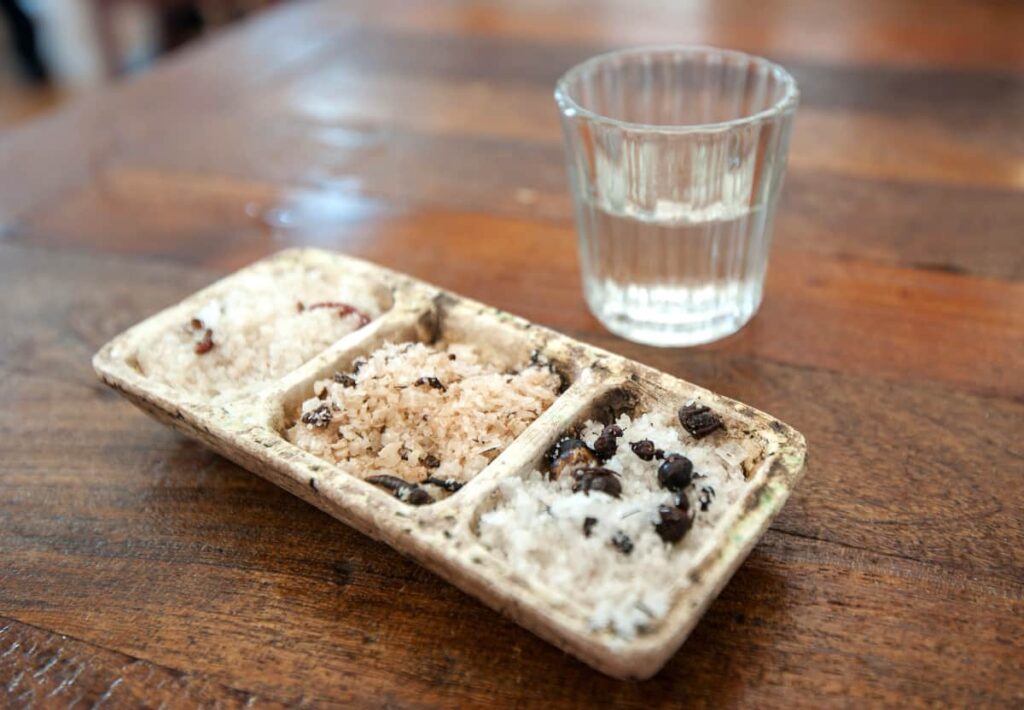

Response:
(586, 291), (762, 347)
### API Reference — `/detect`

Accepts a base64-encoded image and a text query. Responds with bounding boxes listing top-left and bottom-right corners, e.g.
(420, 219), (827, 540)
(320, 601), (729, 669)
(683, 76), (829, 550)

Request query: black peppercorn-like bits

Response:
(414, 376), (446, 392)
(679, 402), (725, 439)
(699, 485), (716, 511)
(582, 517), (598, 537)
(657, 454), (694, 491)
(301, 404), (333, 429)
(333, 373), (356, 388)
(610, 531), (634, 555)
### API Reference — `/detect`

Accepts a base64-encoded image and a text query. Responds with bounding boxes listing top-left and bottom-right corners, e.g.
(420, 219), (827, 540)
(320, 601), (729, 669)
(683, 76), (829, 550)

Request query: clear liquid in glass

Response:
(578, 199), (769, 346)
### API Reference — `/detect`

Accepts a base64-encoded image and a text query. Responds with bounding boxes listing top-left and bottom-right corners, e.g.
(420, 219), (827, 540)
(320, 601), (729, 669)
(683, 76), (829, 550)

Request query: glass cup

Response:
(555, 46), (798, 346)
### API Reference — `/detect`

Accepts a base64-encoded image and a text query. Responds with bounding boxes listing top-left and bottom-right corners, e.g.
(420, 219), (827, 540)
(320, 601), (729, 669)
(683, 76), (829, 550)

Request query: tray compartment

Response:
(98, 249), (397, 406)
(463, 372), (799, 665)
(264, 293), (600, 509)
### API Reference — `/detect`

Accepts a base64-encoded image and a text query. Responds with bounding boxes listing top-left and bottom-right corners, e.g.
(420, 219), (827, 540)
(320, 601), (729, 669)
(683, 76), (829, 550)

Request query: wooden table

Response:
(2, 1), (1022, 706)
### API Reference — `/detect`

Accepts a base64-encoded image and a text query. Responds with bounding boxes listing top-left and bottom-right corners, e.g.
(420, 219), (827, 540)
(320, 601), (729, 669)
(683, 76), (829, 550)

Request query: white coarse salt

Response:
(478, 411), (749, 640)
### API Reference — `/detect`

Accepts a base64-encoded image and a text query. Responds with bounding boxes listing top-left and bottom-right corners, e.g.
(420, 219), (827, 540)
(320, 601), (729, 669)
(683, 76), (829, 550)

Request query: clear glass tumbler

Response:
(555, 46), (798, 346)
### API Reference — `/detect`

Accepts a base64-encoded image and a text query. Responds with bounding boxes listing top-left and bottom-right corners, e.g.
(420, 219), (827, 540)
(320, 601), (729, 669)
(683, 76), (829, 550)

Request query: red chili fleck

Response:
(194, 329), (214, 354)
(307, 301), (370, 327)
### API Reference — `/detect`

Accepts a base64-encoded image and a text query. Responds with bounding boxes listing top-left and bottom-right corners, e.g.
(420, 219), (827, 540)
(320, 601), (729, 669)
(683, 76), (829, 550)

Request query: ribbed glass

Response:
(555, 46), (798, 346)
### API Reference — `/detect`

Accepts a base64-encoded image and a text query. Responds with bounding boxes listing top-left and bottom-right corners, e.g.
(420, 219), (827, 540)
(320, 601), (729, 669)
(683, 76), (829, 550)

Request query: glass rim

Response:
(554, 44), (800, 135)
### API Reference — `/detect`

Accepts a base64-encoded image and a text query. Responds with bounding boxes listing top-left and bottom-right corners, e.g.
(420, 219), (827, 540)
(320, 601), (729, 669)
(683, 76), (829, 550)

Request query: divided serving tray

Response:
(92, 248), (806, 679)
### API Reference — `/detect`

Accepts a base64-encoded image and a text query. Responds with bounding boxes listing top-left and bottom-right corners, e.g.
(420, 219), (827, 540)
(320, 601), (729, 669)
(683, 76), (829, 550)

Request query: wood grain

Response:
(12, 189), (1023, 399)
(1, 0), (1022, 706)
(0, 617), (282, 709)
(333, 0), (1024, 71)
(12, 160), (1024, 282)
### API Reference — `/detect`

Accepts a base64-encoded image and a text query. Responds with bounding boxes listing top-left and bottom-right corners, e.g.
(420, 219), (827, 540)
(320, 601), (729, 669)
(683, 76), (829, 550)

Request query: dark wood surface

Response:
(2, 1), (1022, 707)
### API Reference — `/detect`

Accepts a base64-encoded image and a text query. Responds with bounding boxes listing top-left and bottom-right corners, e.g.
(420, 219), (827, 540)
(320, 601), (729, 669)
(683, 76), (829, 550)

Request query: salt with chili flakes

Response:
(136, 266), (377, 399)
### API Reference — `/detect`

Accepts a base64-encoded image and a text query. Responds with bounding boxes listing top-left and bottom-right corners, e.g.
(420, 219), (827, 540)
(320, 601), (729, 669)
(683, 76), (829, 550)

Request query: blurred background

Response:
(0, 0), (276, 128)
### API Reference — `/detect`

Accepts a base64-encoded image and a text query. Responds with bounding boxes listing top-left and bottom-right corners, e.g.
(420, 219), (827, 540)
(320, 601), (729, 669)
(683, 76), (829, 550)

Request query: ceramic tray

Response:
(93, 248), (806, 679)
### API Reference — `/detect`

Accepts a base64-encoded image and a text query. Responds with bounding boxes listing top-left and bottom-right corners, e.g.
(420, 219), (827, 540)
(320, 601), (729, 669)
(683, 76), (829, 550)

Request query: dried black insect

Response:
(548, 438), (597, 480)
(592, 424), (624, 460)
(422, 476), (462, 493)
(365, 474), (434, 506)
(699, 485), (716, 512)
(630, 439), (668, 461)
(549, 436), (586, 461)
(333, 373), (357, 388)
(582, 517), (598, 537)
(657, 454), (694, 491)
(414, 376), (446, 392)
(365, 475), (407, 493)
(571, 467), (622, 498)
(678, 402), (724, 439)
(654, 503), (693, 543)
(301, 404), (333, 429)
(610, 531), (634, 555)
(630, 439), (657, 461)
(422, 454), (441, 469)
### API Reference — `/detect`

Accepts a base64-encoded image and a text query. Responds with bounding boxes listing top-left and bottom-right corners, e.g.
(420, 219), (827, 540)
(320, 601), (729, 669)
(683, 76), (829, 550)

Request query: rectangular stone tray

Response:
(92, 248), (806, 680)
